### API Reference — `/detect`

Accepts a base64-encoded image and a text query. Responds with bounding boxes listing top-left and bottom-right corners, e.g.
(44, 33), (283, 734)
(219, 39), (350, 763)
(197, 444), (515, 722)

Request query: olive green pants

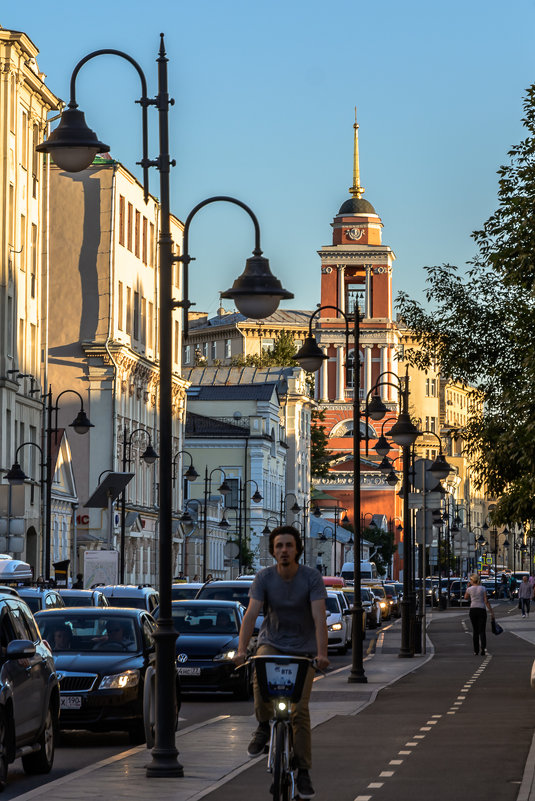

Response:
(253, 644), (316, 770)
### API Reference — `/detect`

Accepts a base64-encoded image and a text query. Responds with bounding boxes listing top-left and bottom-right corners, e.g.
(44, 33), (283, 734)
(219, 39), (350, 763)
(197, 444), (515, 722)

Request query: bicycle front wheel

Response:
(272, 722), (292, 801)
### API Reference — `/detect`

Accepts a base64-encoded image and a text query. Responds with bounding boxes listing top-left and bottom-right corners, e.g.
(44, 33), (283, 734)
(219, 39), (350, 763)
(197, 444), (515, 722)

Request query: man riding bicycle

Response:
(234, 525), (329, 800)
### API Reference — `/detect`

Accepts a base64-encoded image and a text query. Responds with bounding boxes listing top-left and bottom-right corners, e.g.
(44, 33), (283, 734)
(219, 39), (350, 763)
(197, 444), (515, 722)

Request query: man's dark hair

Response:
(269, 525), (303, 561)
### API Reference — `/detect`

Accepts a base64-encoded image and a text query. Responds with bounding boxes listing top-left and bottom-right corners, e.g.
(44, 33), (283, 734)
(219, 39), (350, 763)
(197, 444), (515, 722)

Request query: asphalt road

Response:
(204, 606), (534, 801)
(2, 643), (361, 798)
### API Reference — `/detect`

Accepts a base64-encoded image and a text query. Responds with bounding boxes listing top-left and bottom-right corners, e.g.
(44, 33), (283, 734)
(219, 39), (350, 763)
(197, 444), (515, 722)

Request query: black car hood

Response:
(53, 652), (143, 673)
(175, 634), (238, 656)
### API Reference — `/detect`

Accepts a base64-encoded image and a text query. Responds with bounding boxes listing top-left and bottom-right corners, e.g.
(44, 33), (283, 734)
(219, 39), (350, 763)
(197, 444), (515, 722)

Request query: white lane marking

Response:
(380, 771), (395, 777)
(414, 734), (425, 738)
(447, 711), (457, 715)
(355, 796), (372, 801)
(399, 750), (412, 755)
(406, 741), (418, 746)
(426, 720), (438, 725)
(432, 714), (442, 718)
(420, 726), (432, 730)
(457, 696), (466, 700)
(390, 759), (403, 765)
(368, 783), (384, 788)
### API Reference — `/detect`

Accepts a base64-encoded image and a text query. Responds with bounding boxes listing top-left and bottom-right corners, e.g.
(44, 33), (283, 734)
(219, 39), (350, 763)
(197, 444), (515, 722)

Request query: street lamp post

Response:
(43, 388), (94, 581)
(119, 427), (159, 584)
(203, 468), (232, 582)
(365, 369), (420, 657)
(279, 492), (301, 526)
(6, 442), (45, 560)
(294, 303), (373, 683)
(37, 36), (292, 778)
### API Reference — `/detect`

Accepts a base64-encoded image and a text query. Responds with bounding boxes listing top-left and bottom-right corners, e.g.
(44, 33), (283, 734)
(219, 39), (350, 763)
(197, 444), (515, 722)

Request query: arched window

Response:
(329, 419), (376, 439)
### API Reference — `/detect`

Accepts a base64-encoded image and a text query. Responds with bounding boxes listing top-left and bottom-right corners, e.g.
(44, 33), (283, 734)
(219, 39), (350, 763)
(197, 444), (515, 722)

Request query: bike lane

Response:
(204, 609), (534, 801)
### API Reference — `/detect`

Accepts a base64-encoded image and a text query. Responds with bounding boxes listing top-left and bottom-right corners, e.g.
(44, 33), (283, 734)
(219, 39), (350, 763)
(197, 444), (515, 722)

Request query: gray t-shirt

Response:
(249, 565), (327, 655)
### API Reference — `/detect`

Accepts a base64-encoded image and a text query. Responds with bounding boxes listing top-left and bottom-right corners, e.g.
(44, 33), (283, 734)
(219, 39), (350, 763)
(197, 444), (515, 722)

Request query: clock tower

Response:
(314, 113), (403, 575)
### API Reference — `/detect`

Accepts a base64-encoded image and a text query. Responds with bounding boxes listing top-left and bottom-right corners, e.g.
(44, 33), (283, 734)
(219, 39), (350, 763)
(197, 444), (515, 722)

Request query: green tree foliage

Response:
(229, 330), (298, 367)
(310, 407), (330, 478)
(364, 526), (396, 577)
(396, 86), (535, 525)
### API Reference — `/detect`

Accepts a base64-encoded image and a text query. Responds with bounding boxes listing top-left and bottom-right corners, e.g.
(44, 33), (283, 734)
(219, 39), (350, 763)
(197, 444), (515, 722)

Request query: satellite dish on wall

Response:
(224, 542), (239, 558)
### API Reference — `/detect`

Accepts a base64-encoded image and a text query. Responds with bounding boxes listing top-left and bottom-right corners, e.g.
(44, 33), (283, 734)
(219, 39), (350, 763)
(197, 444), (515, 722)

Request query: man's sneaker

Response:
(247, 724), (269, 757)
(296, 769), (315, 799)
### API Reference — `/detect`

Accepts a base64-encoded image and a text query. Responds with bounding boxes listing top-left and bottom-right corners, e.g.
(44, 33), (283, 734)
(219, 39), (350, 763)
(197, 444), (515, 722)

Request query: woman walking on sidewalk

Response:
(518, 575), (534, 617)
(464, 574), (494, 656)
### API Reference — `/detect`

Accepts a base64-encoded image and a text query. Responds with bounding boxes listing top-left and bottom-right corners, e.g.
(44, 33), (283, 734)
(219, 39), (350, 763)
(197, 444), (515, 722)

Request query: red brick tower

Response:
(314, 113), (403, 576)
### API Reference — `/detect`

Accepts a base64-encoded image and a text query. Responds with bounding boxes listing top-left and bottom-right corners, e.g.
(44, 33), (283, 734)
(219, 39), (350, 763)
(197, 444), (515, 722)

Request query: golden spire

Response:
(349, 107), (365, 199)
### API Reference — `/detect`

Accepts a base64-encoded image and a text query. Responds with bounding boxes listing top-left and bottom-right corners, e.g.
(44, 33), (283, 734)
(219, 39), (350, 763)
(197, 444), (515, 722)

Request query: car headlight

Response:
(328, 622), (343, 631)
(379, 602), (387, 609)
(99, 669), (140, 690)
(214, 649), (237, 662)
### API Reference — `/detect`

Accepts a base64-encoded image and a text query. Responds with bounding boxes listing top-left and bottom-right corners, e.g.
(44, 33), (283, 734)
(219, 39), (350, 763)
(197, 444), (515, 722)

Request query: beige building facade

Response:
(47, 157), (188, 583)
(0, 27), (62, 573)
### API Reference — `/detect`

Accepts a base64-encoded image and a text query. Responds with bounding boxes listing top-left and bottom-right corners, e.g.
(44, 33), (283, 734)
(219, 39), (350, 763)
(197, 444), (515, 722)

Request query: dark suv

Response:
(98, 585), (159, 614)
(0, 591), (59, 788)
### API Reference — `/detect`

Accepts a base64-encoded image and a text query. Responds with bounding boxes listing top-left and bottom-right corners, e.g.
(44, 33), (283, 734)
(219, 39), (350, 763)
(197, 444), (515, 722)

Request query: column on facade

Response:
(380, 346), (389, 400)
(337, 265), (346, 316)
(335, 345), (345, 403)
(320, 349), (329, 403)
(365, 265), (372, 318)
(364, 345), (372, 400)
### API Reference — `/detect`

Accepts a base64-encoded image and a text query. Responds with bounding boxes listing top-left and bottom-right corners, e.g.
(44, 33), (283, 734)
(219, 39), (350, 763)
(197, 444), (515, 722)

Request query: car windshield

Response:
(106, 597), (146, 609)
(361, 589), (372, 601)
(171, 605), (239, 635)
(39, 615), (139, 652)
(62, 595), (92, 607)
(197, 586), (251, 606)
(326, 597), (341, 614)
(172, 585), (201, 600)
(19, 595), (40, 613)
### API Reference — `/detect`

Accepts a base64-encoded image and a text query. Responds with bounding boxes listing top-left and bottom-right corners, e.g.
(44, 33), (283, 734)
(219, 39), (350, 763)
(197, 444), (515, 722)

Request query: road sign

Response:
(408, 492), (442, 510)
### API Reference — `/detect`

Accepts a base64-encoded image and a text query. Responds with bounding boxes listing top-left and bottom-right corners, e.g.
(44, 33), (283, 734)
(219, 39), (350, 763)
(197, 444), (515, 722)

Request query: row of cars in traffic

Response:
(0, 574), (403, 790)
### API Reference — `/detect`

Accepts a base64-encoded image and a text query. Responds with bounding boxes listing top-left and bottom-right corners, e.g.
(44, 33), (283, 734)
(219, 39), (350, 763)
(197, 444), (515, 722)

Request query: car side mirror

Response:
(6, 639), (36, 660)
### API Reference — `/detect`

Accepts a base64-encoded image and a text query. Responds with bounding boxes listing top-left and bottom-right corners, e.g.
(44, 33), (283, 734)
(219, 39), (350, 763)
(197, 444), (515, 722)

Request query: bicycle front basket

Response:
(254, 655), (311, 704)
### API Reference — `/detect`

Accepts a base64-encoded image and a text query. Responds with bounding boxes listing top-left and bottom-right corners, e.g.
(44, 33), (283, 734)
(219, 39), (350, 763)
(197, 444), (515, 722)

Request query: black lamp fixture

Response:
(389, 413), (420, 448)
(6, 462), (27, 485)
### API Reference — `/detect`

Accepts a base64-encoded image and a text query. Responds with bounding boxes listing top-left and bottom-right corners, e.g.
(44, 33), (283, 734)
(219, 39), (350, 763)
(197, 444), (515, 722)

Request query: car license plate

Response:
(60, 696), (82, 709)
(176, 667), (201, 676)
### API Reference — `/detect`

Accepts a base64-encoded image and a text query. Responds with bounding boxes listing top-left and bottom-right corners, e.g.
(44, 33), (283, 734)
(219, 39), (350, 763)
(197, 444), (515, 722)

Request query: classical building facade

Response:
(185, 309), (312, 367)
(0, 27), (66, 574)
(47, 156), (188, 583)
(183, 367), (314, 571)
(312, 118), (405, 575)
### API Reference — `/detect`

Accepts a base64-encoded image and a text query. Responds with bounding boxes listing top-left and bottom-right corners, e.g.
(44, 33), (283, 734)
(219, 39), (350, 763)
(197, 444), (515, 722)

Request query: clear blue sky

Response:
(4, 1), (535, 316)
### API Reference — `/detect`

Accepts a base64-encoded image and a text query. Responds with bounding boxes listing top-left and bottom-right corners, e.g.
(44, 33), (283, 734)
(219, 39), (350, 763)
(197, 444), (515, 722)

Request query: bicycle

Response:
(251, 654), (314, 801)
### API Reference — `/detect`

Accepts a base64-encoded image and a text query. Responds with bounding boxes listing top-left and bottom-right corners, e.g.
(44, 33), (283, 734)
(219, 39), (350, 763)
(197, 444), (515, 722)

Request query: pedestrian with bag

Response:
(464, 573), (494, 656)
(518, 575), (534, 618)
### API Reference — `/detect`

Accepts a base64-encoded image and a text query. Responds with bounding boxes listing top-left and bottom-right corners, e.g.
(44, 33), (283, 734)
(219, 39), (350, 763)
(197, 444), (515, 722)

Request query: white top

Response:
(466, 584), (487, 609)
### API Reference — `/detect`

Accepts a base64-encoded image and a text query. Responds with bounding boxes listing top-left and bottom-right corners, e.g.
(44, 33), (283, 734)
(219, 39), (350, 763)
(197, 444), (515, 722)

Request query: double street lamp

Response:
(37, 35), (292, 778)
(293, 303), (373, 684)
(119, 428), (158, 583)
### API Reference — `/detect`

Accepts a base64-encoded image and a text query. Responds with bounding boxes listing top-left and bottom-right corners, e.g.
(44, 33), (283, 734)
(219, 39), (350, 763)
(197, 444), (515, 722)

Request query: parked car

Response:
(17, 587), (65, 614)
(35, 607), (176, 743)
(195, 579), (253, 607)
(156, 599), (252, 698)
(360, 586), (382, 628)
(383, 583), (401, 617)
(58, 589), (109, 607)
(338, 587), (367, 637)
(99, 584), (159, 614)
(172, 582), (204, 600)
(414, 579), (438, 607)
(449, 579), (469, 606)
(195, 580), (263, 633)
(369, 585), (391, 621)
(0, 591), (60, 788)
(326, 590), (352, 654)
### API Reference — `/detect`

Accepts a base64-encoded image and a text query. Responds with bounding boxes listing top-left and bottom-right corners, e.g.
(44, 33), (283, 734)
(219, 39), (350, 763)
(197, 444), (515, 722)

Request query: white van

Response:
(341, 561), (378, 584)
